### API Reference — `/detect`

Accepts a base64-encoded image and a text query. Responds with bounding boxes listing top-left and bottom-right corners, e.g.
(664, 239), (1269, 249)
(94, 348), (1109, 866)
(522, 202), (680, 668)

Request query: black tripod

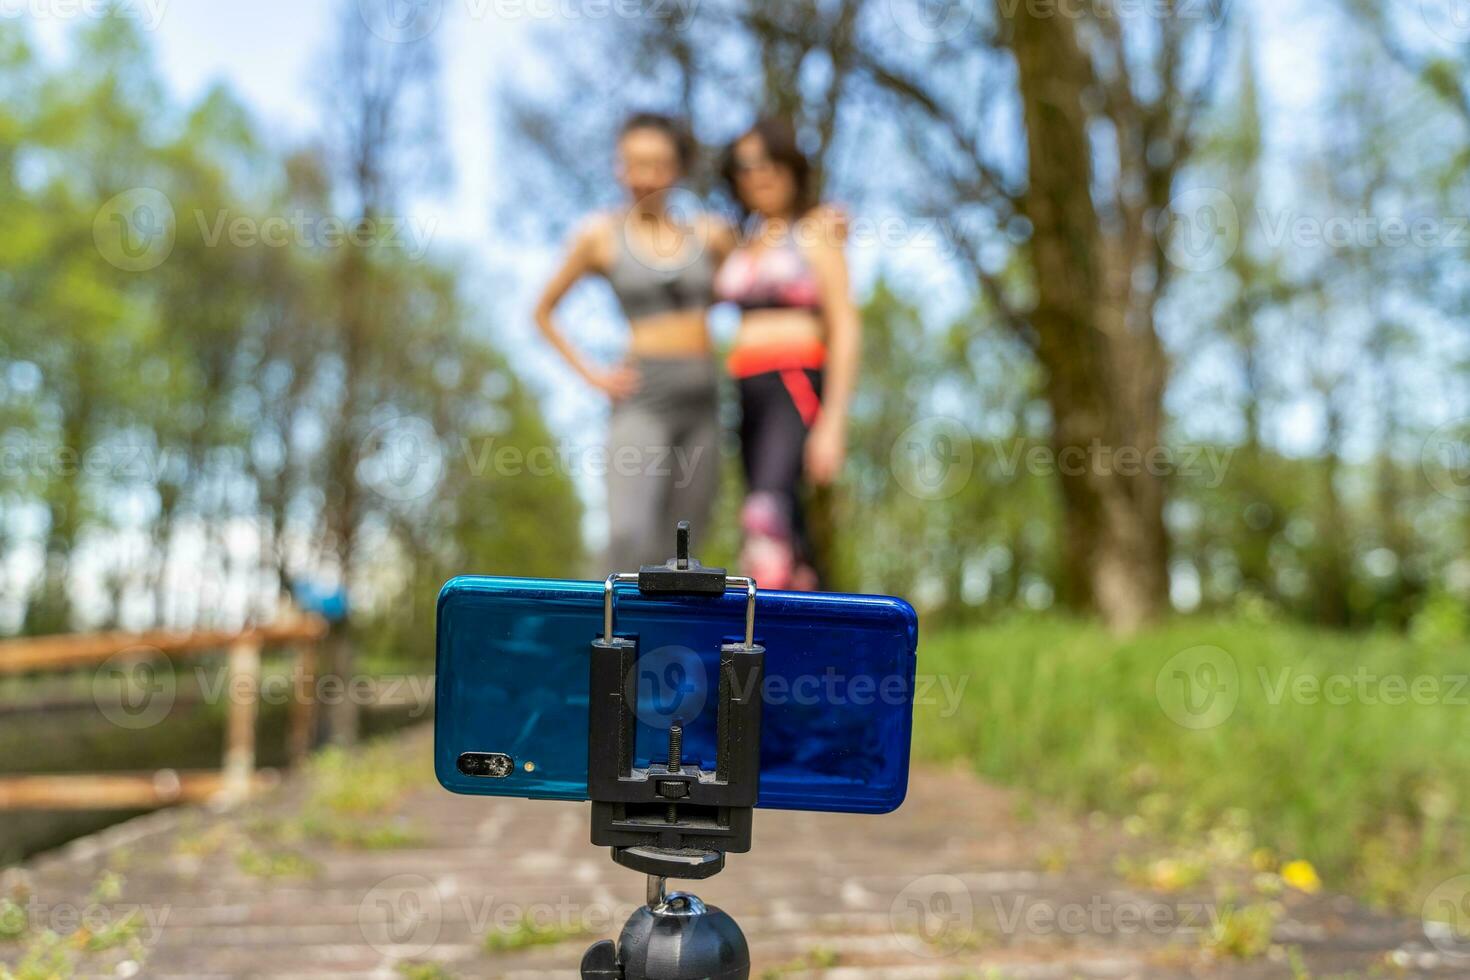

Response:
(579, 523), (761, 980)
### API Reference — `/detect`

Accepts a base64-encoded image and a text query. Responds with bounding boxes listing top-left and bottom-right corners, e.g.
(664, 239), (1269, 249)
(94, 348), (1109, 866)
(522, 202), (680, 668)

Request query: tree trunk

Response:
(1314, 402), (1351, 628)
(1006, 6), (1171, 632)
(320, 240), (369, 746)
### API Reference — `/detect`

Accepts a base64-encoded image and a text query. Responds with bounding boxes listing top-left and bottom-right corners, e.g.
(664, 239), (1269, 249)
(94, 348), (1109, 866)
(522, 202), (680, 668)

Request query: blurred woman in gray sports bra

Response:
(534, 113), (733, 571)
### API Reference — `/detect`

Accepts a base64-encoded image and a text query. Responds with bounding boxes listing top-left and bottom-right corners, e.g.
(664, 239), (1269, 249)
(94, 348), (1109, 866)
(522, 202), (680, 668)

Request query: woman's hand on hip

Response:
(586, 363), (642, 402)
(804, 417), (847, 485)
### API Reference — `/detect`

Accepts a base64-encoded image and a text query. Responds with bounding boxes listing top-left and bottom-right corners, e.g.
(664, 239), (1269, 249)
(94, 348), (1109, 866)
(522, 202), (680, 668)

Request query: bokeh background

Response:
(1, 0), (1469, 961)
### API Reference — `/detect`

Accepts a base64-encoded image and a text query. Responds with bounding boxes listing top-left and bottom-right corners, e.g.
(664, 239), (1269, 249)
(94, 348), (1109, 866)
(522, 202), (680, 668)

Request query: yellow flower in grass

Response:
(1281, 860), (1322, 894)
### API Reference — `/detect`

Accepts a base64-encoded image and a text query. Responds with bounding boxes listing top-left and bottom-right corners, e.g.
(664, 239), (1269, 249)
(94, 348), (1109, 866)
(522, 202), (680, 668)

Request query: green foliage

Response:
(830, 280), (1059, 610)
(0, 933), (72, 980)
(234, 847), (321, 880)
(305, 741), (427, 815)
(759, 946), (843, 978)
(1411, 592), (1470, 647)
(1205, 902), (1279, 960)
(0, 901), (24, 941)
(0, 5), (1463, 649)
(0, 17), (580, 645)
(838, 273), (1467, 634)
(254, 740), (431, 850)
(0, 872), (148, 979)
(915, 617), (1470, 910)
(396, 964), (455, 980)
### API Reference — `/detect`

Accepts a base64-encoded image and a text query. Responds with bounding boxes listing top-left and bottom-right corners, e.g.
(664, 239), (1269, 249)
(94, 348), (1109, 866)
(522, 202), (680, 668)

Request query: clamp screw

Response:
(667, 723), (683, 773)
(665, 721), (684, 824)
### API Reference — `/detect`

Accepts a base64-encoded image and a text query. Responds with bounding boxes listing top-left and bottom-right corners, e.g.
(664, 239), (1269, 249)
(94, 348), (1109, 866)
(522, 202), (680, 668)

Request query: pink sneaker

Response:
(740, 494), (795, 589)
(789, 563), (819, 592)
(742, 533), (794, 590)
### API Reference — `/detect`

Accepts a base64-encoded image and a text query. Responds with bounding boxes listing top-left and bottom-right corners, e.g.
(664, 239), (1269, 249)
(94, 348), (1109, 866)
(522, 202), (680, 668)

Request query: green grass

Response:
(305, 742), (429, 816)
(396, 963), (455, 980)
(759, 946), (841, 977)
(1205, 901), (1280, 959)
(0, 873), (149, 980)
(482, 914), (589, 953)
(234, 846), (321, 880)
(914, 615), (1470, 910)
(255, 739), (430, 851)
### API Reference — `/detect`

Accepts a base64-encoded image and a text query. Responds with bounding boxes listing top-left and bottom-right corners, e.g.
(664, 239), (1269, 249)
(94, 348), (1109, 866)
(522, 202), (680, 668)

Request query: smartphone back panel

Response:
(435, 576), (918, 814)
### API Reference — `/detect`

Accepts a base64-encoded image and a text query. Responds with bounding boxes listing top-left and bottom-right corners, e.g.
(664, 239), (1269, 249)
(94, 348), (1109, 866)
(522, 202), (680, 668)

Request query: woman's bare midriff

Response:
(732, 308), (825, 351)
(627, 309), (713, 358)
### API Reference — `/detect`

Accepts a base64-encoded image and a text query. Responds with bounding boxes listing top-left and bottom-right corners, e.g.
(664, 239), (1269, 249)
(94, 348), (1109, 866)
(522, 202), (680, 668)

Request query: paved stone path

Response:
(4, 727), (1461, 979)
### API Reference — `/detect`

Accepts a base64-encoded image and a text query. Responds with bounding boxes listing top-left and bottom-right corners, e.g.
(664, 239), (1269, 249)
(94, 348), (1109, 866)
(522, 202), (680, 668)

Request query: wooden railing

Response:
(0, 617), (328, 810)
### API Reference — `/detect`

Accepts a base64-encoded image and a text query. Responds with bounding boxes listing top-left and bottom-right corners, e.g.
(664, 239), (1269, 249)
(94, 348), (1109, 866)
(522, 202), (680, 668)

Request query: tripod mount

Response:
(579, 522), (761, 979)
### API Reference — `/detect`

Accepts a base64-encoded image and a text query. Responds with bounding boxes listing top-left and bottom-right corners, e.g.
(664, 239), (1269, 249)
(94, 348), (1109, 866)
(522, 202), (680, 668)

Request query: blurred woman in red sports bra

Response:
(716, 119), (861, 590)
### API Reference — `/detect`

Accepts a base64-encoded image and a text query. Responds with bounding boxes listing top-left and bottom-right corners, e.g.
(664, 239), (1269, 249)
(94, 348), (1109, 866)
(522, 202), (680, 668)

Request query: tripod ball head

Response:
(580, 891), (750, 980)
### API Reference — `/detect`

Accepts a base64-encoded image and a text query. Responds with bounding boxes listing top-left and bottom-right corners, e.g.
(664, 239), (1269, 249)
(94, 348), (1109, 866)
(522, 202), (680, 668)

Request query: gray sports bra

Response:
(603, 219), (715, 322)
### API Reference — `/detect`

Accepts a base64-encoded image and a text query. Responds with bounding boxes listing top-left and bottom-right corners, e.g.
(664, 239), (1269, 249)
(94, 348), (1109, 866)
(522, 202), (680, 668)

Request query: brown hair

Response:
(721, 117), (816, 218)
(619, 112), (696, 172)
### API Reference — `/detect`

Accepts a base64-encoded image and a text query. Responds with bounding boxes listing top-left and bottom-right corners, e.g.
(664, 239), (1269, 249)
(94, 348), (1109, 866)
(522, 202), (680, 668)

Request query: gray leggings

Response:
(605, 356), (721, 571)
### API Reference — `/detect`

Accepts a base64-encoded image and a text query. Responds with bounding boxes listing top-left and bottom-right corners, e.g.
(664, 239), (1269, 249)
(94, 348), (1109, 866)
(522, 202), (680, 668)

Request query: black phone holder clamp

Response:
(580, 522), (760, 980)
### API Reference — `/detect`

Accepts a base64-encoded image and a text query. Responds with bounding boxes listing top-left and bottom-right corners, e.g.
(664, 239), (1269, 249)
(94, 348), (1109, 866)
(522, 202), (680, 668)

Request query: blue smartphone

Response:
(435, 576), (918, 814)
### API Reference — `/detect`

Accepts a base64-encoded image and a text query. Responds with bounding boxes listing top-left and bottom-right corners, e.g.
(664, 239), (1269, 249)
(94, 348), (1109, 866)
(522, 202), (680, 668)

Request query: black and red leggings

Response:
(736, 368), (824, 582)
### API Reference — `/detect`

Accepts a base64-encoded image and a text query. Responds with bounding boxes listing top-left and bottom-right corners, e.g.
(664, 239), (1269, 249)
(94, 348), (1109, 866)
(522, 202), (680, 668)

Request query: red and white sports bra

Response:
(715, 238), (822, 313)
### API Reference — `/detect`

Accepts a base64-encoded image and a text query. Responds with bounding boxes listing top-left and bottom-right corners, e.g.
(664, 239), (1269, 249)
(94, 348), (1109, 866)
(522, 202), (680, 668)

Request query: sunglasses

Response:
(731, 154), (780, 177)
